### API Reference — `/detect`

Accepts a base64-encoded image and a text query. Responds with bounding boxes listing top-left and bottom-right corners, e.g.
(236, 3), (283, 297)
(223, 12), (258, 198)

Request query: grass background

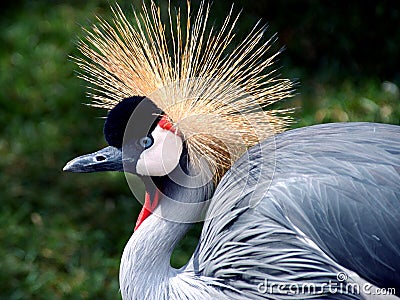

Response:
(1, 0), (399, 299)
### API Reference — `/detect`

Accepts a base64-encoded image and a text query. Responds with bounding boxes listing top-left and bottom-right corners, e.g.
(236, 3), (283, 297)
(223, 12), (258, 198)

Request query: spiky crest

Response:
(74, 1), (295, 179)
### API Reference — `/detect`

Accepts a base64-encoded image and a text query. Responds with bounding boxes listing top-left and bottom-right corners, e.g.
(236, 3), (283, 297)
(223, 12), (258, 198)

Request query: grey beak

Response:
(63, 146), (124, 173)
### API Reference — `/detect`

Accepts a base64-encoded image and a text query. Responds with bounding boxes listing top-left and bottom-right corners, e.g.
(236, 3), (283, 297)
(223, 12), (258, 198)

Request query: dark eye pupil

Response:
(139, 136), (153, 148)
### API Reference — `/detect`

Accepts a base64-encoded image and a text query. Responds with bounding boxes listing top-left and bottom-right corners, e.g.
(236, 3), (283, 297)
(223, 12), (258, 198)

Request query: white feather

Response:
(136, 126), (183, 176)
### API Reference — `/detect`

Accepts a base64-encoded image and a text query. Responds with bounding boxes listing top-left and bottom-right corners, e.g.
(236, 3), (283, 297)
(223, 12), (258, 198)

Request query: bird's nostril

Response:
(95, 155), (106, 162)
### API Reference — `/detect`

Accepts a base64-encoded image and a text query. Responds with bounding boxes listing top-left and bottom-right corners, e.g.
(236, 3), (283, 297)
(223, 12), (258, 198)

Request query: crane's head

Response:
(62, 0), (295, 180)
(63, 1), (294, 227)
(63, 96), (184, 177)
(63, 95), (213, 229)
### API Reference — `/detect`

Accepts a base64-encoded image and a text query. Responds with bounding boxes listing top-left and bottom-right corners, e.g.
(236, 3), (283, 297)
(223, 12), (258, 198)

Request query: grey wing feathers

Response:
(271, 122), (400, 289)
(187, 122), (400, 299)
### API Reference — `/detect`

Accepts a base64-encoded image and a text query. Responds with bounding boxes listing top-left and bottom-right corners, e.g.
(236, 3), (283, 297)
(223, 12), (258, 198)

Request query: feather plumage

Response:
(74, 0), (294, 178)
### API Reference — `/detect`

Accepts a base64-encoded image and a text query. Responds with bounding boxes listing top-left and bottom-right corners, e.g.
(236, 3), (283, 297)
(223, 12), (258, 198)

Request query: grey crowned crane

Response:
(63, 2), (400, 299)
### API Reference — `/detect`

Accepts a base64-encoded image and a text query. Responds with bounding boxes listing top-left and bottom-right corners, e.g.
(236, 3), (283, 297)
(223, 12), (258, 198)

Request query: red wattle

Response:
(158, 116), (177, 134)
(134, 190), (160, 231)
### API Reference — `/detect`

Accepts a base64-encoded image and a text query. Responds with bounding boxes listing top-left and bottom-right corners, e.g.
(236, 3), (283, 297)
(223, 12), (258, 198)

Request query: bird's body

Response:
(63, 1), (400, 299)
(118, 122), (400, 299)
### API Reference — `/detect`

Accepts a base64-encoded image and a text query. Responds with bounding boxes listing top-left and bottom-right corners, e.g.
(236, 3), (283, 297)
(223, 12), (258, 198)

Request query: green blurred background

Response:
(1, 0), (399, 299)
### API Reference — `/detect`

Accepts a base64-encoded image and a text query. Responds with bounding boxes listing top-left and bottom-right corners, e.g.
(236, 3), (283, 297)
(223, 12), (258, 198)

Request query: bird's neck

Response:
(119, 161), (214, 299)
(119, 211), (192, 299)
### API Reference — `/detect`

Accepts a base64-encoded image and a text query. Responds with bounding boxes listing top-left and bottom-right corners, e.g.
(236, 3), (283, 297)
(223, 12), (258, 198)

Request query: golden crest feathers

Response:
(74, 1), (294, 179)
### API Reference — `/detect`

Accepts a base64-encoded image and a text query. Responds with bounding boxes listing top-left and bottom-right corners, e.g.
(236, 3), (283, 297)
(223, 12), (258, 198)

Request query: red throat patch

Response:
(134, 190), (160, 231)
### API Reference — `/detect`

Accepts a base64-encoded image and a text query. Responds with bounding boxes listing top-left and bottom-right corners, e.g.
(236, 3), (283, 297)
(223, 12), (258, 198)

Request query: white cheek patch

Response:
(136, 126), (183, 176)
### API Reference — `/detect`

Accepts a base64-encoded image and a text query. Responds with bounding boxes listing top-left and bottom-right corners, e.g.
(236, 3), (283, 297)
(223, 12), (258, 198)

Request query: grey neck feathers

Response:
(119, 158), (214, 299)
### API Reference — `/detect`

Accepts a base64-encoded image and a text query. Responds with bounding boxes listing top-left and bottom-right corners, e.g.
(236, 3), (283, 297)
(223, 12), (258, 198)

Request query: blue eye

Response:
(139, 136), (154, 149)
